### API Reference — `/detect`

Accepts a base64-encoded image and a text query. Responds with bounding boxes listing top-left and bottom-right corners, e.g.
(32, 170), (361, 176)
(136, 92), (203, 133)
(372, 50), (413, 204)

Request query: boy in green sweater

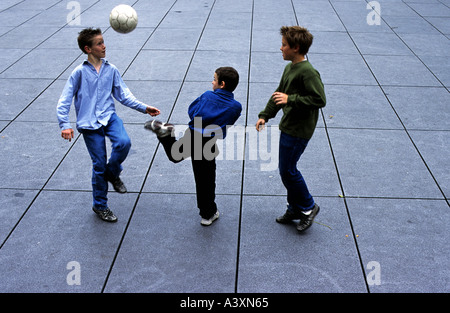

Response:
(256, 26), (326, 233)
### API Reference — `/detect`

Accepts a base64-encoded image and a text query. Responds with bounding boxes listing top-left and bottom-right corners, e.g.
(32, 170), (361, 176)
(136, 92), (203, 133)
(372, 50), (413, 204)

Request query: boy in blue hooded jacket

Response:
(145, 67), (242, 226)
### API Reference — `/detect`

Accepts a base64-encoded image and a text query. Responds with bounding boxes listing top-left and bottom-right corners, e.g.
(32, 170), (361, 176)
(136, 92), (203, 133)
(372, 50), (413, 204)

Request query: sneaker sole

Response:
(144, 120), (174, 137)
(201, 211), (220, 226)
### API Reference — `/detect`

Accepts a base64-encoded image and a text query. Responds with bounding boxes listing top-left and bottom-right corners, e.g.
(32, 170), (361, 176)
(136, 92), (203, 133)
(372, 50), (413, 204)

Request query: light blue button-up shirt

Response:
(57, 59), (147, 131)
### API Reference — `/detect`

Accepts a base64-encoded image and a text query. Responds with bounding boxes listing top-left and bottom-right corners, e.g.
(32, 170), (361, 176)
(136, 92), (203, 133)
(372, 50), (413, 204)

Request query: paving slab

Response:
(0, 121), (9, 131)
(117, 80), (183, 123)
(250, 51), (286, 83)
(322, 85), (404, 130)
(418, 56), (450, 88)
(186, 50), (250, 82)
(198, 27), (251, 52)
(0, 8), (42, 27)
(383, 86), (450, 130)
(425, 17), (450, 35)
(331, 1), (393, 33)
(103, 193), (240, 293)
(311, 31), (360, 55)
(15, 80), (68, 123)
(383, 16), (442, 35)
(311, 53), (378, 86)
(407, 2), (450, 17)
(327, 128), (443, 199)
(0, 49), (31, 73)
(347, 198), (450, 293)
(0, 191), (137, 292)
(0, 121), (75, 190)
(247, 82), (283, 125)
(297, 11), (347, 32)
(350, 32), (414, 56)
(409, 130), (450, 198)
(123, 50), (193, 81)
(237, 195), (367, 293)
(0, 189), (39, 246)
(0, 48), (81, 79)
(364, 54), (442, 87)
(144, 27), (201, 51)
(399, 33), (450, 57)
(0, 78), (53, 120)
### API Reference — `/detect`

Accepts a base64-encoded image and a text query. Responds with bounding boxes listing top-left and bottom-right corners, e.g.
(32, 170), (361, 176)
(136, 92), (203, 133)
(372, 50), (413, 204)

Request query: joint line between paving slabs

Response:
(100, 0), (220, 292)
(234, 0), (255, 294)
(326, 0), (374, 292)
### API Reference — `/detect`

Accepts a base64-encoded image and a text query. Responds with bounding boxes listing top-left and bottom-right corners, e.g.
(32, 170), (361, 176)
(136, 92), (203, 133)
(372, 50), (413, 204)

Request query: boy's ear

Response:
(219, 80), (226, 89)
(84, 45), (91, 54)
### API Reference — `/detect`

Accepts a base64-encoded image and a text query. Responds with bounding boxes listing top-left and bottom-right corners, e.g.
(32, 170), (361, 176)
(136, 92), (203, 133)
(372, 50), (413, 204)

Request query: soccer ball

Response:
(109, 4), (138, 34)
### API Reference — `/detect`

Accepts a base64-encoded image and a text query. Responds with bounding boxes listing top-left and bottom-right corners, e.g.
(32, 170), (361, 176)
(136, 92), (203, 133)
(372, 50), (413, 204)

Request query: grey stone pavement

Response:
(0, 0), (449, 295)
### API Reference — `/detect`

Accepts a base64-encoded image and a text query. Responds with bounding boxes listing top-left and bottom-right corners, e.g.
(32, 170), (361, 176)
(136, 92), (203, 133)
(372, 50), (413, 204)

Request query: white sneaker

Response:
(200, 210), (220, 226)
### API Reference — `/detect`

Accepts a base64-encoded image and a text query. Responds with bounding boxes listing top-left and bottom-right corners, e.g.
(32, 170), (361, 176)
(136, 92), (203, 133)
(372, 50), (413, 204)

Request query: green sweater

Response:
(258, 60), (326, 139)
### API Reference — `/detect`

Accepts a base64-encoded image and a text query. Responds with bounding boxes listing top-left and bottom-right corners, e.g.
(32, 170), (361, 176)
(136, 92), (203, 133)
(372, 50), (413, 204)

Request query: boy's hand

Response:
(146, 106), (161, 116)
(272, 92), (288, 105)
(61, 128), (74, 142)
(256, 118), (265, 132)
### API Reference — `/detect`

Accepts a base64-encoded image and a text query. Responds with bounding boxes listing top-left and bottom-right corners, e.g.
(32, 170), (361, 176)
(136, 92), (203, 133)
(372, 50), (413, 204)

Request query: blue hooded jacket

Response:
(188, 89), (242, 139)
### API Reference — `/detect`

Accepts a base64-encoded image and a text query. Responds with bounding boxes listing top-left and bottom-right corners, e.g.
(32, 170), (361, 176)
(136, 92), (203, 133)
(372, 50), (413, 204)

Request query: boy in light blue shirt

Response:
(57, 28), (161, 222)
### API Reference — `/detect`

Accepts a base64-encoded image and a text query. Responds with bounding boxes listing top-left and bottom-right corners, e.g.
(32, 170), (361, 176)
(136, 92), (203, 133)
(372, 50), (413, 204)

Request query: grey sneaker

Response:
(144, 120), (174, 137)
(201, 210), (220, 226)
(92, 207), (118, 223)
(276, 208), (304, 224)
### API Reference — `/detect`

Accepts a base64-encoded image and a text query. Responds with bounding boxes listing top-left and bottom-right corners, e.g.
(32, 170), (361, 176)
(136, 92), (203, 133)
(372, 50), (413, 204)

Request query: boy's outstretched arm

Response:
(145, 106), (161, 116)
(57, 72), (80, 142)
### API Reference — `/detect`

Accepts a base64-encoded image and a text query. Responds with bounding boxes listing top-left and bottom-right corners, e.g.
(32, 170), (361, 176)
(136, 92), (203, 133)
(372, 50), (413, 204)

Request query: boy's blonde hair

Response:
(280, 26), (313, 55)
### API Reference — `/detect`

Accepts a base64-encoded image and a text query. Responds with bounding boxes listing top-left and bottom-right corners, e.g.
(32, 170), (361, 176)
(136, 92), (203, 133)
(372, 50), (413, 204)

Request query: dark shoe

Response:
(92, 207), (118, 223)
(276, 208), (304, 224)
(296, 204), (320, 233)
(144, 120), (174, 137)
(106, 173), (127, 193)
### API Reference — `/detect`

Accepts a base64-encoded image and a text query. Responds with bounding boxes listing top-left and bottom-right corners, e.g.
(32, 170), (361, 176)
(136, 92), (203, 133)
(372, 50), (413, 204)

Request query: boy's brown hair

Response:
(215, 67), (239, 92)
(77, 27), (102, 54)
(280, 26), (313, 55)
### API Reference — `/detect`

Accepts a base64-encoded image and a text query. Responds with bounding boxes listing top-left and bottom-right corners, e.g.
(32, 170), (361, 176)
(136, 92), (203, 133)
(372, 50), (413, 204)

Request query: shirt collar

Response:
(83, 58), (109, 65)
(214, 88), (234, 98)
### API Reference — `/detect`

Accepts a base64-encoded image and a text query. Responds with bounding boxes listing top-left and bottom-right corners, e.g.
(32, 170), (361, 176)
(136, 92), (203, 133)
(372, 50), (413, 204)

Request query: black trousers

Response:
(158, 128), (218, 219)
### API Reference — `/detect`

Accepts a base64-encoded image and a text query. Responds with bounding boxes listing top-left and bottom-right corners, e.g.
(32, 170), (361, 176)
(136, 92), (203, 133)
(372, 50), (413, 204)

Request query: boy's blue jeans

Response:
(81, 113), (131, 210)
(278, 132), (315, 213)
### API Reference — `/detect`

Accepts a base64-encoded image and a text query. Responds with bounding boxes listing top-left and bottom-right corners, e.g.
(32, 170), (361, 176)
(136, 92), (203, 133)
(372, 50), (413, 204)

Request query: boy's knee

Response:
(123, 137), (131, 150)
(92, 160), (107, 175)
(279, 167), (297, 181)
(115, 136), (131, 152)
